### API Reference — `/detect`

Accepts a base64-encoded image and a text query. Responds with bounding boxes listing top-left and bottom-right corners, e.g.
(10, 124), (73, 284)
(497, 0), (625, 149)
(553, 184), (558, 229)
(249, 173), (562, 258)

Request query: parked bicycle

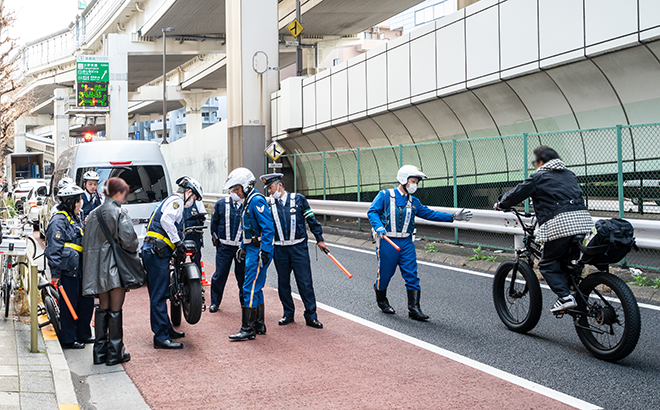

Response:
(492, 208), (641, 362)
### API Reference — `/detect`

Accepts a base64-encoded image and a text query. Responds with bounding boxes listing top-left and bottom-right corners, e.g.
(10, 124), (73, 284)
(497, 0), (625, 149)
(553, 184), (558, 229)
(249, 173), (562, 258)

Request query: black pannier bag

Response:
(580, 218), (637, 266)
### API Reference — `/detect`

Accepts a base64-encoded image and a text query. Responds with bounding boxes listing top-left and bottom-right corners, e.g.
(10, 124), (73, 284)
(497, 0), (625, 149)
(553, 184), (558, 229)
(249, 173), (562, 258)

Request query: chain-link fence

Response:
(276, 123), (660, 269)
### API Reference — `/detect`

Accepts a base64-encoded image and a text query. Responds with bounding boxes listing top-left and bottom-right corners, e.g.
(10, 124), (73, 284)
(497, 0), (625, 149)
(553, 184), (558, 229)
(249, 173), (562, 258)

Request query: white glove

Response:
(452, 209), (473, 222)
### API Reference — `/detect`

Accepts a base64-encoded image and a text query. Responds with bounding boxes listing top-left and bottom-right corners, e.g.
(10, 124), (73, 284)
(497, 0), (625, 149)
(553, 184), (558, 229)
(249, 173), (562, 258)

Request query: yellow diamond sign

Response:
(287, 18), (304, 38)
(265, 141), (286, 161)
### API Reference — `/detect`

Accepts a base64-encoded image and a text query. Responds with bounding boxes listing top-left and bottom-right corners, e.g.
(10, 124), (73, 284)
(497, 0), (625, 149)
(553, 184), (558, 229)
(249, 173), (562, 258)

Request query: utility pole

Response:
(296, 0), (302, 77)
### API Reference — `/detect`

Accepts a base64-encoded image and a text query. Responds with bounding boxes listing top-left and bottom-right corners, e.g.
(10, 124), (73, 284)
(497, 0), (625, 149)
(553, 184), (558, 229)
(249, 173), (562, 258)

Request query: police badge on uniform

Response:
(173, 202), (180, 209)
(290, 208), (296, 213)
(256, 205), (265, 213)
(55, 231), (62, 240)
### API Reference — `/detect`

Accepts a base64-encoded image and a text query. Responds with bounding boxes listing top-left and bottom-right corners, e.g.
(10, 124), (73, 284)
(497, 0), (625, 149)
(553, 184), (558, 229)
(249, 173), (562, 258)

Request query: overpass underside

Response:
(271, 0), (660, 198)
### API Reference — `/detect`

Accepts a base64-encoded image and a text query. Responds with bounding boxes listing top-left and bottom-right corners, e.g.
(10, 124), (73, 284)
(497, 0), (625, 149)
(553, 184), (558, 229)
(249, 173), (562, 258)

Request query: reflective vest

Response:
(217, 197), (243, 246)
(81, 191), (101, 219)
(145, 195), (183, 250)
(379, 189), (414, 238)
(58, 210), (84, 252)
(269, 192), (305, 246)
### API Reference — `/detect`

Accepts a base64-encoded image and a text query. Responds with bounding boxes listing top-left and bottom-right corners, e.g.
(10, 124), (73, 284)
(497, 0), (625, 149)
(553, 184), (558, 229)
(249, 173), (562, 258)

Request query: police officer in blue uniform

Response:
(81, 171), (102, 221)
(261, 173), (325, 329)
(141, 176), (203, 349)
(367, 165), (473, 321)
(182, 200), (206, 271)
(208, 195), (245, 312)
(224, 168), (274, 341)
(45, 184), (94, 348)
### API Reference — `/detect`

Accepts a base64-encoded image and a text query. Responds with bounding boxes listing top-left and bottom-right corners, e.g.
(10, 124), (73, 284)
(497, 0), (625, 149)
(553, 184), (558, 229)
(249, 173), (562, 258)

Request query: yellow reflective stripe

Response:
(64, 243), (83, 252)
(249, 263), (260, 308)
(58, 210), (84, 236)
(145, 231), (175, 250)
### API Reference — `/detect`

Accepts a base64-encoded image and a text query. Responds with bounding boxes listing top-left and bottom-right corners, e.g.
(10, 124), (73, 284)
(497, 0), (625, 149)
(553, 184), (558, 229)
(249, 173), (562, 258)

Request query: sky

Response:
(5, 0), (81, 44)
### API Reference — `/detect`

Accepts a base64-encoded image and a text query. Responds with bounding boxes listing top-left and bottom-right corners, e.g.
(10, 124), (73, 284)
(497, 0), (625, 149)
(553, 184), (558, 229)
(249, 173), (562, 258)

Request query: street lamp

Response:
(162, 27), (175, 144)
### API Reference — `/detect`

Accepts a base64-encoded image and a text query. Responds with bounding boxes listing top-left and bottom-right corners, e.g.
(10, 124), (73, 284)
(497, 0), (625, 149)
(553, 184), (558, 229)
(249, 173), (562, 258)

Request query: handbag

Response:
(96, 209), (146, 289)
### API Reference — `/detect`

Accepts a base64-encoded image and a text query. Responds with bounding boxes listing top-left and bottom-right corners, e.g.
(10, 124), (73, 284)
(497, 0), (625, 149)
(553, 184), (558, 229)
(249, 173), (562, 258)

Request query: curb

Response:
(322, 232), (660, 305)
(39, 319), (80, 410)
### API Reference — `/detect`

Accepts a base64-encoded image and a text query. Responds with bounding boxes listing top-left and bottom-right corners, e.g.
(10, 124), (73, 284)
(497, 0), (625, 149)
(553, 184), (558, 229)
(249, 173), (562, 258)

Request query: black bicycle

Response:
(492, 208), (641, 362)
(169, 226), (206, 326)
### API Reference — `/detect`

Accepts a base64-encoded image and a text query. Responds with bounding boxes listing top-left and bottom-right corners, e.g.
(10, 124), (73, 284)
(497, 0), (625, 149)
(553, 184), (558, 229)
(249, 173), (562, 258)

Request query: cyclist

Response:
(496, 146), (594, 312)
(81, 171), (102, 221)
(141, 176), (203, 349)
(368, 165), (472, 321)
(45, 184), (94, 349)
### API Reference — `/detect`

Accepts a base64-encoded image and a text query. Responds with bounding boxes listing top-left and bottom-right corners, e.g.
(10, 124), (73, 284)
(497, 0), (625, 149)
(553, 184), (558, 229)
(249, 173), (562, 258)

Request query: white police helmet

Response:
(57, 177), (75, 190)
(223, 167), (256, 194)
(57, 184), (84, 199)
(397, 165), (427, 185)
(83, 170), (100, 182)
(176, 176), (203, 200)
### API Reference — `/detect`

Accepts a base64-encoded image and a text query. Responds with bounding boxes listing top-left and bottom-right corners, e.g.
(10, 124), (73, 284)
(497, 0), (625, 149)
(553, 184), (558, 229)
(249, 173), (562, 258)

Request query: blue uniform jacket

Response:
(269, 192), (324, 244)
(45, 210), (84, 279)
(242, 191), (274, 253)
(210, 198), (242, 245)
(367, 187), (453, 234)
(81, 192), (102, 220)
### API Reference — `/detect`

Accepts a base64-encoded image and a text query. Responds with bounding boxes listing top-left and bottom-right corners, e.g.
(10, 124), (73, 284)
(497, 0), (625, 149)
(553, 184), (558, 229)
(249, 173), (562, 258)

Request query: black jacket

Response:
(499, 168), (587, 226)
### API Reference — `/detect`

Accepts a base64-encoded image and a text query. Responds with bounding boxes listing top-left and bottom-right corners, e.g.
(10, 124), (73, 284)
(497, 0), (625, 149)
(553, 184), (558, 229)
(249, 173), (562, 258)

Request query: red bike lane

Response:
(119, 264), (586, 410)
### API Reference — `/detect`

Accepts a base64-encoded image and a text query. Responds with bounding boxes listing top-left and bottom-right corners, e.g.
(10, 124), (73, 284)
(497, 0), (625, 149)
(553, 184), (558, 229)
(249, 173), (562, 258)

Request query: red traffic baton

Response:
(58, 285), (78, 320)
(323, 248), (353, 279)
(382, 235), (401, 251)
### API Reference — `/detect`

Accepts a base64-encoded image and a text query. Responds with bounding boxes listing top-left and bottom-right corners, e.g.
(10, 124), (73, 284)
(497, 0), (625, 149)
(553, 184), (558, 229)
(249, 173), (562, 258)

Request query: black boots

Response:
(375, 286), (396, 314)
(229, 307), (257, 341)
(93, 309), (109, 365)
(106, 310), (131, 366)
(254, 304), (266, 335)
(407, 289), (429, 321)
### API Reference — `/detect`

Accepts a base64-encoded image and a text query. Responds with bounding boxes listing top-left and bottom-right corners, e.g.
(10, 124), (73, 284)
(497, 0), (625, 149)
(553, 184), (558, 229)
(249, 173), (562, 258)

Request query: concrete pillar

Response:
(226, 0), (279, 174)
(181, 91), (213, 139)
(54, 88), (71, 162)
(106, 33), (129, 140)
(13, 117), (26, 153)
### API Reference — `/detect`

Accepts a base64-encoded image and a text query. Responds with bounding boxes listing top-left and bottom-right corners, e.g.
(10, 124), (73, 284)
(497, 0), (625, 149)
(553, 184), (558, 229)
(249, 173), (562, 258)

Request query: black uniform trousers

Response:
(274, 241), (317, 321)
(59, 274), (94, 344)
(210, 243), (245, 307)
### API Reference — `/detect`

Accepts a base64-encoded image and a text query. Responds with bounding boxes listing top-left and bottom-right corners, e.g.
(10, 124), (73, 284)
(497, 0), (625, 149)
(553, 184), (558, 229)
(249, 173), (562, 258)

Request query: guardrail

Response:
(203, 193), (660, 251)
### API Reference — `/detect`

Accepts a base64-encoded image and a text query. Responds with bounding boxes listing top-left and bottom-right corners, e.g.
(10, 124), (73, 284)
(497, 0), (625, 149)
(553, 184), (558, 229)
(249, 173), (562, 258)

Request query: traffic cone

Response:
(200, 261), (211, 287)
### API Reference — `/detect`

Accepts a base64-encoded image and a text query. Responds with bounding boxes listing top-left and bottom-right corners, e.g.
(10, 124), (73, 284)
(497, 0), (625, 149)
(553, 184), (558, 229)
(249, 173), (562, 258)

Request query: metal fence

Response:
(276, 123), (660, 270)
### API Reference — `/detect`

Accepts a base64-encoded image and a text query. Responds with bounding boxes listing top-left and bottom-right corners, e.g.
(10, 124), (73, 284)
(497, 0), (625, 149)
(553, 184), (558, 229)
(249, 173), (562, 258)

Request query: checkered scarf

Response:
(537, 158), (566, 171)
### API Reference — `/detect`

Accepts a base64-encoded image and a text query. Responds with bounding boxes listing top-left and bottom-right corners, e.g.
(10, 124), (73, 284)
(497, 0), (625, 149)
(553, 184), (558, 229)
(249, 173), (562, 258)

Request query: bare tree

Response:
(0, 0), (31, 159)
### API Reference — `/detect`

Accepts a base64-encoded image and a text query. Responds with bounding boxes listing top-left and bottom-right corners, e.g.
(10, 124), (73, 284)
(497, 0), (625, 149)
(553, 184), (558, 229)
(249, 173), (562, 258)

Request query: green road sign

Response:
(76, 55), (109, 83)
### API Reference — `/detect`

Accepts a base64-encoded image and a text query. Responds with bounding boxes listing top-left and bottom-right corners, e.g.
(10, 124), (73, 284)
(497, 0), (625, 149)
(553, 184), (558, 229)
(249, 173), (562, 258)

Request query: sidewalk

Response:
(0, 316), (77, 410)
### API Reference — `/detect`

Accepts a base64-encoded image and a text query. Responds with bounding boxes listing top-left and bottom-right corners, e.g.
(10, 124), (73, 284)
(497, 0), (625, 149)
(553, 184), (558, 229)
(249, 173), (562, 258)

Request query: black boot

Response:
(254, 304), (266, 335)
(106, 310), (131, 366)
(93, 309), (109, 365)
(407, 289), (429, 321)
(375, 285), (395, 314)
(229, 307), (257, 341)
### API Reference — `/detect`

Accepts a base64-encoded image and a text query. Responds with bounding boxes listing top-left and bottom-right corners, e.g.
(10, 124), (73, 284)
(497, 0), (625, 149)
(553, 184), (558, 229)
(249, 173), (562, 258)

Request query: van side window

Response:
(76, 166), (168, 204)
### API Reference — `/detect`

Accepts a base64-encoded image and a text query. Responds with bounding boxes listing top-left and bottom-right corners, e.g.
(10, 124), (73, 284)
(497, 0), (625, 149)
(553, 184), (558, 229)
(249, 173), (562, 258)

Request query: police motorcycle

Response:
(169, 225), (207, 326)
(492, 208), (640, 362)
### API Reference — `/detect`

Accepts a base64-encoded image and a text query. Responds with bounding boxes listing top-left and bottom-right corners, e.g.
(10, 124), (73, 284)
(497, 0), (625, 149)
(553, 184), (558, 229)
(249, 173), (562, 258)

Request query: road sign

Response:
(268, 162), (283, 169)
(76, 55), (109, 83)
(265, 141), (285, 161)
(287, 18), (304, 37)
(285, 40), (299, 47)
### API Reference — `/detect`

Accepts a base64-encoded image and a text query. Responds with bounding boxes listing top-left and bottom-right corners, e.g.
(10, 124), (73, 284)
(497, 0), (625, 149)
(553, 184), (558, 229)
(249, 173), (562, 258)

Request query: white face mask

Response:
(271, 190), (282, 200)
(406, 183), (418, 194)
(230, 192), (241, 202)
(184, 196), (195, 208)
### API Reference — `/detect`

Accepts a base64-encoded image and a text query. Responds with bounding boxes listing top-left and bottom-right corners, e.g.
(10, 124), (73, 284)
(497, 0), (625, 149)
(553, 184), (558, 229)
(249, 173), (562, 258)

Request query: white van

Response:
(40, 141), (172, 241)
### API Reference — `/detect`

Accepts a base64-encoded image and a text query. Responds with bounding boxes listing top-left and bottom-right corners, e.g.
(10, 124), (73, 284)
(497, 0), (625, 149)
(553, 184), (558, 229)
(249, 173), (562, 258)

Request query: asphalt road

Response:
(252, 241), (660, 410)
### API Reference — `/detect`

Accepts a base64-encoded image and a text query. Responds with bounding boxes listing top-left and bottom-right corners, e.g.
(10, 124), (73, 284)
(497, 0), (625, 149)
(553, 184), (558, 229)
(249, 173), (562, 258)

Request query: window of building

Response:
(333, 58), (340, 66)
(364, 32), (373, 39)
(414, 9), (425, 26)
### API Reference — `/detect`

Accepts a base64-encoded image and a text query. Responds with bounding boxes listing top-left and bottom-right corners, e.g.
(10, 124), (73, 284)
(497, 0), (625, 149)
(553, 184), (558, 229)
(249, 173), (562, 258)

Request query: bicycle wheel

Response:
(25, 236), (38, 260)
(493, 258), (542, 333)
(575, 272), (641, 362)
(170, 272), (182, 326)
(44, 295), (61, 340)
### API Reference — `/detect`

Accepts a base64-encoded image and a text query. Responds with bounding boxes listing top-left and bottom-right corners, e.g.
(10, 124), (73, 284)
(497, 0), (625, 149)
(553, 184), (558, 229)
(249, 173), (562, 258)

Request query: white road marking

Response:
(288, 291), (601, 410)
(324, 242), (660, 312)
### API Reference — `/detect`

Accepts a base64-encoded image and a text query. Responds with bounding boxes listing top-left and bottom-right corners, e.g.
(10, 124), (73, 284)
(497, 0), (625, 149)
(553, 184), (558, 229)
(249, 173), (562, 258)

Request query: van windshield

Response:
(76, 166), (168, 204)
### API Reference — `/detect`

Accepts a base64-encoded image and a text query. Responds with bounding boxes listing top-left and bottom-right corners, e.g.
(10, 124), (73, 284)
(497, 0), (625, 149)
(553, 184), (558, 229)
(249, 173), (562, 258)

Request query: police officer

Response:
(261, 173), (325, 329)
(224, 168), (274, 341)
(141, 176), (203, 349)
(81, 171), (102, 220)
(208, 193), (245, 313)
(50, 177), (75, 217)
(45, 184), (94, 348)
(367, 165), (473, 321)
(182, 199), (207, 271)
